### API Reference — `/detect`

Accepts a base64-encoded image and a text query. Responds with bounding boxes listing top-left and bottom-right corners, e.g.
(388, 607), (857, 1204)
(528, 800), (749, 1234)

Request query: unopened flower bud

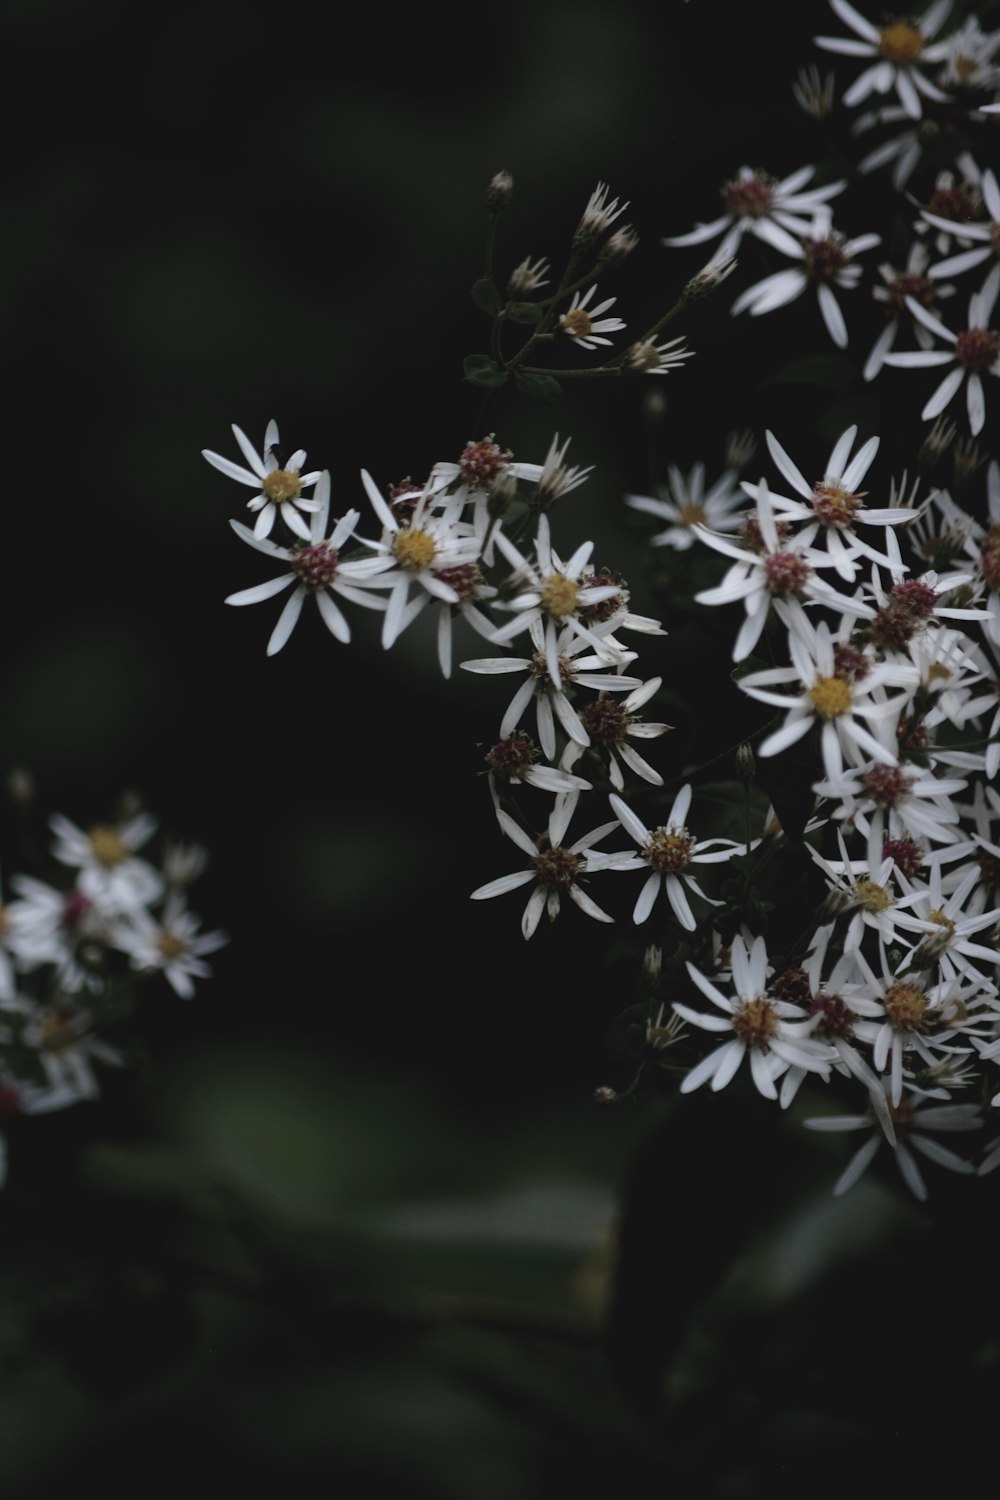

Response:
(596, 224), (639, 269)
(953, 434), (987, 490)
(918, 415), (956, 469)
(487, 170), (513, 213)
(574, 181), (629, 252)
(735, 742), (755, 780)
(6, 766), (35, 808)
(791, 64), (835, 119)
(685, 253), (737, 299)
(724, 428), (757, 474)
(593, 1085), (619, 1105)
(507, 255), (550, 297)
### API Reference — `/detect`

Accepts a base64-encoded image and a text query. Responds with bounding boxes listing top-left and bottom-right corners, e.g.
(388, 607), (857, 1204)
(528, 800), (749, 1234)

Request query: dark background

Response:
(1, 1), (996, 1495)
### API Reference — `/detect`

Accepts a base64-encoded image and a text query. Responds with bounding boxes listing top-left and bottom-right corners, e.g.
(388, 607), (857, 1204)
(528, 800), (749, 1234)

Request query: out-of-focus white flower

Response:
(625, 462), (743, 552)
(882, 264), (1000, 435)
(663, 164), (846, 262)
(730, 210), (880, 348)
(814, 0), (953, 119)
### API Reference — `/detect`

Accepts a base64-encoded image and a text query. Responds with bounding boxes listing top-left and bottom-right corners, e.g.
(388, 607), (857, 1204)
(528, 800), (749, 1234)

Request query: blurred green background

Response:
(2, 0), (996, 1493)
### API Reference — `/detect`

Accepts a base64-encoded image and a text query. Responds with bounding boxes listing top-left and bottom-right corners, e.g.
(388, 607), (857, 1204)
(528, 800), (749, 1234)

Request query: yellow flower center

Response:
(732, 997), (778, 1047)
(561, 308), (594, 338)
(39, 1013), (74, 1052)
(926, 662), (952, 685)
(879, 21), (924, 63)
(392, 527), (437, 570)
(678, 503), (707, 527)
(884, 981), (928, 1031)
(262, 469), (303, 504)
(856, 878), (891, 913)
(0, 904), (8, 936)
(541, 573), (580, 618)
(809, 675), (852, 719)
(156, 932), (187, 959)
(88, 825), (128, 867)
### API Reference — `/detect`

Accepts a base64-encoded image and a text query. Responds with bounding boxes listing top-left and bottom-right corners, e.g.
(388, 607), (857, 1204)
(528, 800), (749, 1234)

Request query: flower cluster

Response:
(202, 3), (1000, 1206)
(0, 800), (226, 1187)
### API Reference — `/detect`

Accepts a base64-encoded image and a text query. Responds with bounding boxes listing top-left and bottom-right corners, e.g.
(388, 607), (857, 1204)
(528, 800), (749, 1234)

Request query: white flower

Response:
(625, 462), (743, 551)
(460, 617), (642, 762)
(202, 419), (322, 541)
(662, 164), (846, 262)
(626, 336), (694, 376)
(673, 934), (834, 1101)
(488, 514), (632, 687)
(48, 812), (163, 913)
(561, 678), (672, 790)
(883, 264), (1000, 435)
(226, 471), (392, 655)
(890, 863), (1000, 986)
(805, 1085), (981, 1200)
(358, 469), (484, 649)
(814, 0), (953, 119)
(588, 785), (743, 930)
(737, 615), (918, 782)
(115, 893), (229, 1000)
(921, 168), (1000, 281)
(576, 182), (629, 243)
(470, 792), (618, 939)
(692, 479), (874, 662)
(814, 755), (967, 848)
(558, 284), (626, 349)
(747, 425), (915, 579)
(730, 210), (880, 348)
(865, 242), (955, 381)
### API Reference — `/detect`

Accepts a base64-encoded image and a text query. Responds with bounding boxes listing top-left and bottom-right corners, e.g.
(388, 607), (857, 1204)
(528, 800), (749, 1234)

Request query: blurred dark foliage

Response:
(1, 0), (998, 1495)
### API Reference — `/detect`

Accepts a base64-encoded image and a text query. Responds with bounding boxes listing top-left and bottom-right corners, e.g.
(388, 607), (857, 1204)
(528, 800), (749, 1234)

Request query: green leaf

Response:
(514, 370), (562, 401)
(506, 301), (544, 325)
(463, 353), (508, 389)
(470, 277), (502, 316)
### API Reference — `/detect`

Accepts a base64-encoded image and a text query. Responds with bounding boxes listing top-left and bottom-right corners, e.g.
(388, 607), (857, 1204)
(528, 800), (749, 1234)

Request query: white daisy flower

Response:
(558, 284), (626, 349)
(481, 731), (592, 796)
(807, 826), (928, 952)
(202, 419), (322, 541)
(115, 892), (229, 1000)
(814, 754), (968, 848)
(849, 947), (970, 1105)
(814, 0), (953, 119)
(226, 471), (392, 655)
(626, 336), (695, 376)
(805, 1085), (981, 1200)
(662, 163), (846, 262)
(625, 462), (743, 552)
(460, 617), (642, 762)
(737, 615), (918, 781)
(692, 479), (875, 662)
(49, 812), (163, 913)
(4, 876), (116, 993)
(561, 677), (672, 790)
(865, 242), (955, 381)
(673, 934), (834, 1101)
(883, 264), (1000, 435)
(746, 425), (916, 579)
(921, 167), (1000, 280)
(470, 792), (618, 940)
(890, 863), (1000, 986)
(487, 514), (632, 687)
(730, 209), (881, 349)
(588, 785), (743, 930)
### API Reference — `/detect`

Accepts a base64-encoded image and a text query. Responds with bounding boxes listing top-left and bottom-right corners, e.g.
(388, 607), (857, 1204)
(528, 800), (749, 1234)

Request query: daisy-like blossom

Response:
(49, 812), (163, 913)
(3, 876), (118, 994)
(912, 159), (984, 257)
(587, 786), (743, 930)
(848, 944), (973, 1104)
(693, 479), (875, 661)
(730, 209), (881, 348)
(575, 181), (629, 246)
(745, 425), (916, 580)
(5, 994), (123, 1107)
(737, 615), (918, 782)
(935, 14), (1000, 94)
(883, 263), (1000, 436)
(481, 731), (592, 798)
(814, 0), (953, 119)
(889, 862), (1000, 986)
(558, 284), (626, 349)
(814, 753), (968, 849)
(358, 468), (487, 650)
(864, 242), (955, 381)
(625, 462), (743, 551)
(851, 104), (925, 188)
(774, 925), (894, 1131)
(662, 163), (846, 262)
(114, 892), (229, 1000)
(487, 514), (632, 688)
(470, 792), (618, 940)
(626, 336), (695, 376)
(807, 826), (929, 951)
(460, 617), (642, 762)
(226, 471), (392, 656)
(507, 255), (550, 297)
(805, 1084), (982, 1200)
(921, 167), (1000, 280)
(202, 419), (322, 541)
(672, 934), (835, 1101)
(561, 677), (672, 789)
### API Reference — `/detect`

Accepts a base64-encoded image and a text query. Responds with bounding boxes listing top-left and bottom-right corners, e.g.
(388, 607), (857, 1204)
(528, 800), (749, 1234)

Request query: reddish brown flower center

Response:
(291, 543), (338, 590)
(804, 234), (847, 282)
(434, 563), (481, 602)
(763, 550), (811, 593)
(643, 827), (694, 873)
(580, 695), (630, 745)
(927, 186), (977, 223)
(882, 837), (924, 878)
(886, 271), (936, 313)
(533, 846), (582, 891)
(811, 481), (863, 527)
(833, 642), (870, 682)
(458, 436), (511, 488)
(809, 991), (856, 1039)
(723, 173), (776, 218)
(955, 327), (1000, 373)
(485, 732), (539, 778)
(862, 764), (911, 808)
